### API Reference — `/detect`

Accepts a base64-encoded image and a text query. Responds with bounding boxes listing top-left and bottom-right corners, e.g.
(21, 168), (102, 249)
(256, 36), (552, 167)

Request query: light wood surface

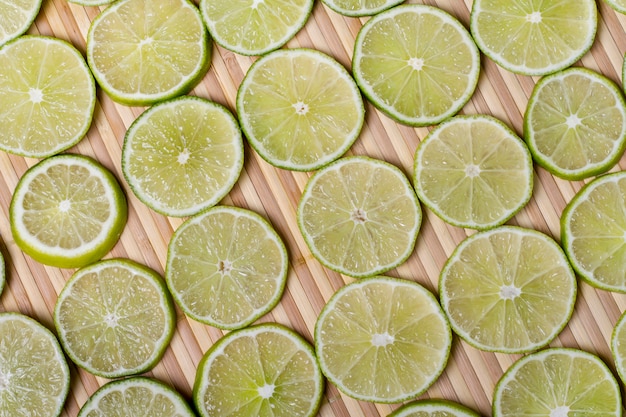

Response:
(2, 0), (626, 416)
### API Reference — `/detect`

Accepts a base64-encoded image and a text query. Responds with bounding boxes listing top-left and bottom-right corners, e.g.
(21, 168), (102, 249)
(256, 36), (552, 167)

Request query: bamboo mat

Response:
(2, 0), (626, 416)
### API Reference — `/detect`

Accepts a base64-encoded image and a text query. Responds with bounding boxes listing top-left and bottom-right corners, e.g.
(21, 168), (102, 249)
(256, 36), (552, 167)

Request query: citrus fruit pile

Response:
(3, 0), (626, 416)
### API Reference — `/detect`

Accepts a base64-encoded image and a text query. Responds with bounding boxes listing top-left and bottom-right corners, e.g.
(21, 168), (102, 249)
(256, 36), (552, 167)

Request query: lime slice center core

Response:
(551, 406), (569, 417)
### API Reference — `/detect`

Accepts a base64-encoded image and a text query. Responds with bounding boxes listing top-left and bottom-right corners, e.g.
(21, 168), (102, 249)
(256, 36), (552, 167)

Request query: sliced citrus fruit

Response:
(561, 171), (626, 292)
(166, 206), (288, 330)
(68, 0), (114, 6)
(0, 312), (70, 417)
(606, 0), (626, 14)
(440, 226), (577, 353)
(321, 0), (403, 17)
(0, 0), (41, 47)
(237, 48), (364, 171)
(199, 0), (313, 56)
(78, 377), (195, 417)
(611, 309), (626, 386)
(0, 249), (4, 296)
(524, 67), (626, 180)
(315, 276), (451, 403)
(352, 4), (480, 126)
(86, 0), (210, 106)
(54, 258), (175, 378)
(470, 0), (597, 76)
(0, 35), (96, 158)
(193, 323), (324, 417)
(10, 154), (127, 269)
(297, 156), (421, 278)
(493, 348), (621, 417)
(122, 96), (244, 217)
(389, 399), (481, 417)
(414, 115), (534, 230)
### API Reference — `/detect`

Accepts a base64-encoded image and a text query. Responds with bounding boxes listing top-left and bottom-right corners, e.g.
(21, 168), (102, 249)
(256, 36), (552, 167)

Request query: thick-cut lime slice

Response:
(199, 0), (313, 56)
(0, 36), (96, 158)
(611, 309), (626, 386)
(321, 0), (403, 17)
(389, 399), (481, 417)
(78, 377), (195, 417)
(193, 323), (324, 417)
(414, 115), (534, 230)
(525, 67), (626, 180)
(0, 0), (41, 47)
(237, 48), (364, 171)
(166, 206), (288, 330)
(297, 156), (421, 278)
(561, 171), (626, 292)
(54, 258), (176, 378)
(86, 0), (210, 106)
(122, 96), (244, 217)
(440, 226), (577, 353)
(352, 4), (480, 126)
(470, 0), (597, 76)
(315, 276), (451, 403)
(10, 154), (127, 269)
(493, 348), (621, 417)
(0, 312), (70, 417)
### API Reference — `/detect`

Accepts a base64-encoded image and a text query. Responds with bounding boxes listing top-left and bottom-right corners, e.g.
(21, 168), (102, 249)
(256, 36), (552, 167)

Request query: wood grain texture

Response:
(1, 0), (626, 416)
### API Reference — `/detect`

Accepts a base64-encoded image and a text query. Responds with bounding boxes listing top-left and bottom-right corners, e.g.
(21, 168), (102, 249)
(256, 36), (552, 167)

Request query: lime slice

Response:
(0, 249), (4, 296)
(606, 0), (626, 14)
(470, 0), (597, 76)
(414, 115), (534, 230)
(389, 399), (481, 417)
(86, 0), (210, 106)
(166, 206), (288, 330)
(524, 67), (626, 180)
(611, 309), (626, 386)
(0, 0), (41, 47)
(199, 0), (313, 56)
(440, 226), (577, 353)
(10, 154), (127, 269)
(352, 4), (480, 127)
(321, 0), (403, 17)
(78, 377), (195, 417)
(122, 96), (244, 217)
(0, 35), (96, 158)
(193, 323), (324, 417)
(315, 276), (451, 403)
(0, 312), (70, 417)
(237, 48), (364, 171)
(561, 171), (626, 292)
(54, 258), (175, 378)
(297, 156), (421, 278)
(68, 0), (114, 6)
(493, 348), (621, 417)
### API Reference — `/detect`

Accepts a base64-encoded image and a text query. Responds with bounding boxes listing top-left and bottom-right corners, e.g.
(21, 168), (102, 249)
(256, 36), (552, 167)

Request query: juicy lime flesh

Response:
(239, 50), (363, 170)
(55, 261), (174, 377)
(354, 6), (479, 125)
(316, 278), (451, 402)
(123, 98), (243, 217)
(167, 207), (287, 329)
(416, 116), (532, 229)
(495, 350), (621, 416)
(0, 37), (95, 157)
(195, 326), (322, 417)
(88, 0), (208, 103)
(298, 158), (421, 278)
(526, 70), (626, 177)
(322, 0), (403, 16)
(0, 314), (69, 416)
(202, 0), (312, 54)
(563, 173), (626, 290)
(390, 400), (480, 417)
(442, 228), (576, 352)
(0, 0), (41, 46)
(472, 0), (596, 75)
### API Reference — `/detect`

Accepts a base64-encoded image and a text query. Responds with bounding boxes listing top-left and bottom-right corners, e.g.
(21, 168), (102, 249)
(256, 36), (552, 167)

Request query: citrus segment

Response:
(440, 226), (577, 353)
(166, 206), (288, 330)
(237, 48), (364, 171)
(297, 156), (421, 278)
(321, 0), (403, 17)
(0, 0), (41, 47)
(389, 399), (481, 417)
(193, 323), (324, 417)
(414, 115), (534, 230)
(352, 4), (480, 126)
(561, 171), (626, 292)
(0, 36), (96, 158)
(10, 154), (127, 269)
(315, 276), (451, 403)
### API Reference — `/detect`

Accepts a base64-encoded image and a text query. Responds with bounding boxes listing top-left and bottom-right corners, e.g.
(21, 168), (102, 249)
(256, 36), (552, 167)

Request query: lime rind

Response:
(606, 0), (626, 15)
(0, 0), (42, 47)
(237, 48), (365, 172)
(0, 249), (4, 296)
(68, 0), (116, 5)
(320, 0), (404, 17)
(524, 67), (626, 180)
(389, 398), (481, 417)
(352, 4), (481, 127)
(611, 309), (626, 387)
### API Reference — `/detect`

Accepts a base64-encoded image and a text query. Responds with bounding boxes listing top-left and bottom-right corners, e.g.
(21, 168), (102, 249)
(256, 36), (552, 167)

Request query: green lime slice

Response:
(0, 0), (41, 47)
(321, 0), (403, 17)
(606, 0), (626, 14)
(389, 399), (481, 417)
(611, 309), (626, 387)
